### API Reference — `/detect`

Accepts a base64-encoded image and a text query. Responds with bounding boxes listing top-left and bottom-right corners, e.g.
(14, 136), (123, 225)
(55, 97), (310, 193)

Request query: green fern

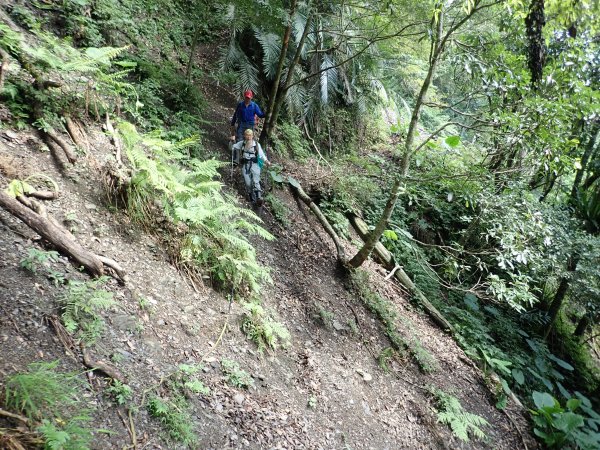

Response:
(58, 277), (115, 345)
(113, 121), (273, 299)
(241, 301), (290, 352)
(432, 388), (489, 442)
(4, 361), (82, 420)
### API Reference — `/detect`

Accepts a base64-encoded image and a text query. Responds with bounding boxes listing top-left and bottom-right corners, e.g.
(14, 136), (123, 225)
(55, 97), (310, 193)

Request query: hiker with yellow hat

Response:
(231, 128), (271, 206)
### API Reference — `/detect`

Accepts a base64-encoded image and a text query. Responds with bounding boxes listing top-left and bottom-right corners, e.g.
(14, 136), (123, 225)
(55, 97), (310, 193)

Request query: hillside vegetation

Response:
(0, 0), (599, 449)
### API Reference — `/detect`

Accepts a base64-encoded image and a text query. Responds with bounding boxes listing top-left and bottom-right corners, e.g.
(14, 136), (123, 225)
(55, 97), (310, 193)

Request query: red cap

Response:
(244, 90), (253, 99)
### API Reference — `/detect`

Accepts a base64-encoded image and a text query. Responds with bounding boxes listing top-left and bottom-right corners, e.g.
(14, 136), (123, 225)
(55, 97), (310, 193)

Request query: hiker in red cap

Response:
(230, 90), (265, 143)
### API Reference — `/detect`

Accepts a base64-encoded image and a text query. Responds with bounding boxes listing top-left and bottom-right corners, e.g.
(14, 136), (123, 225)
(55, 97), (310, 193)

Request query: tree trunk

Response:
(262, 2), (312, 143)
(186, 26), (202, 84)
(574, 314), (591, 337)
(349, 8), (443, 269)
(262, 0), (297, 140)
(525, 0), (546, 87)
(544, 255), (578, 339)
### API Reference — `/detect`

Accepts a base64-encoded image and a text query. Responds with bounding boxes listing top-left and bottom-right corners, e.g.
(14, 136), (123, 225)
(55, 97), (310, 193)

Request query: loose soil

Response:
(0, 42), (537, 449)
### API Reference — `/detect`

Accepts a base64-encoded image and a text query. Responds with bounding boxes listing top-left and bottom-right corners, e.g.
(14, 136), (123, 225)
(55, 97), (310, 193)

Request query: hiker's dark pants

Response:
(236, 121), (255, 141)
(242, 160), (261, 200)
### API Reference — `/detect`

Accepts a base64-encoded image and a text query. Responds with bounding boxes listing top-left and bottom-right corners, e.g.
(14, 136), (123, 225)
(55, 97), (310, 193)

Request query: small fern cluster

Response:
(432, 388), (489, 442)
(241, 302), (290, 352)
(58, 276), (115, 345)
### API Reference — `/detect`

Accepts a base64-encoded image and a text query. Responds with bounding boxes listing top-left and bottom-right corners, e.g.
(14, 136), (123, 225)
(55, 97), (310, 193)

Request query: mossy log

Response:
(349, 213), (453, 333)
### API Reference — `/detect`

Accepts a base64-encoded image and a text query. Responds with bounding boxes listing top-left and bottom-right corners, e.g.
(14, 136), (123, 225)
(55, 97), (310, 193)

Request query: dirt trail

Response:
(0, 44), (535, 449)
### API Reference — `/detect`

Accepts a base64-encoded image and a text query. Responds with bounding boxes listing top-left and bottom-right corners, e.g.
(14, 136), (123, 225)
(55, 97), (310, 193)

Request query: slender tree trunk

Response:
(348, 8), (443, 268)
(574, 314), (592, 337)
(544, 255), (579, 339)
(262, 0), (297, 140)
(262, 3), (312, 143)
(525, 0), (546, 87)
(186, 26), (202, 84)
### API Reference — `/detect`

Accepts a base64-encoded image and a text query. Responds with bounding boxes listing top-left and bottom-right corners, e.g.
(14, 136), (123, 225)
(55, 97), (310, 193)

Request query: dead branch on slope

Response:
(0, 189), (125, 282)
(288, 179), (346, 263)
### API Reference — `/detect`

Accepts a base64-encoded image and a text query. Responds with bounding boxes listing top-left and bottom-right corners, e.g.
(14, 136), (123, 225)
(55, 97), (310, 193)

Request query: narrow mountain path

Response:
(0, 42), (536, 450)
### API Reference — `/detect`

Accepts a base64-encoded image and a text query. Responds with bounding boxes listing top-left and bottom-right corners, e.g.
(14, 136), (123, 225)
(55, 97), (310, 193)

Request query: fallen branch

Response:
(349, 214), (453, 332)
(288, 179), (346, 263)
(25, 190), (58, 200)
(81, 343), (126, 383)
(0, 190), (105, 276)
(97, 255), (127, 283)
(0, 408), (29, 424)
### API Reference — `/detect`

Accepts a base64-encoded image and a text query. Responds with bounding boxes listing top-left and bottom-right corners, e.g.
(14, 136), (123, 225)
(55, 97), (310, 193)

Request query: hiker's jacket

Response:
(231, 101), (265, 126)
(232, 140), (267, 164)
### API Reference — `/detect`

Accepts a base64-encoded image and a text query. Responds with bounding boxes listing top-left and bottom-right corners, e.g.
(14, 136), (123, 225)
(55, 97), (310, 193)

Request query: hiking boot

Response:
(255, 196), (264, 207)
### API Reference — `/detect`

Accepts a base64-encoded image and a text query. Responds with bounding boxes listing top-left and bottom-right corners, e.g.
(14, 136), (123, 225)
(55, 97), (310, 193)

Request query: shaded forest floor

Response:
(0, 41), (536, 449)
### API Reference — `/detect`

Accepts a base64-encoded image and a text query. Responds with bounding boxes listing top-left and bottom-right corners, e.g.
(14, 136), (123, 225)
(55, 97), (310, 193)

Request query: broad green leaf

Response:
(445, 135), (460, 147)
(566, 398), (582, 412)
(287, 176), (301, 189)
(383, 229), (398, 240)
(533, 391), (556, 409)
(512, 369), (524, 385)
(553, 412), (584, 432)
(548, 354), (574, 371)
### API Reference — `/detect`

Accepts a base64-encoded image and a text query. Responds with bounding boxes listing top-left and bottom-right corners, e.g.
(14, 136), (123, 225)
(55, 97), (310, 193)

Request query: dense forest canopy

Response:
(1, 0), (599, 447)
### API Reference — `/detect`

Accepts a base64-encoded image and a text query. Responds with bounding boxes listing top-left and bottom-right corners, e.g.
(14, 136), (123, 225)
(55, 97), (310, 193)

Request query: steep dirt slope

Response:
(0, 47), (535, 450)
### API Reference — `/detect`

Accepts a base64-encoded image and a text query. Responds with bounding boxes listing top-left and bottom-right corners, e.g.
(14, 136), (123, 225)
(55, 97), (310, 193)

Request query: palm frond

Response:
(254, 28), (281, 80)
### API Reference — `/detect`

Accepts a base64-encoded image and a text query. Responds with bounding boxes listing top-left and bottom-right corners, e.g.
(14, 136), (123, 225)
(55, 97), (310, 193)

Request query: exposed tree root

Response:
(45, 137), (69, 172)
(27, 190), (58, 200)
(0, 190), (126, 281)
(105, 113), (123, 166)
(288, 179), (346, 263)
(349, 214), (453, 333)
(44, 129), (77, 164)
(80, 343), (126, 383)
(65, 116), (88, 154)
(0, 409), (28, 424)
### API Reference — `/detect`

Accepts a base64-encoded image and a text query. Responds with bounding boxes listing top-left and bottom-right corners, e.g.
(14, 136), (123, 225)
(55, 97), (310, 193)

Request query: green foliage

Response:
(37, 415), (93, 450)
(221, 359), (253, 389)
(314, 303), (335, 330)
(530, 391), (600, 449)
(432, 388), (489, 442)
(265, 193), (290, 227)
(20, 248), (59, 274)
(270, 122), (311, 160)
(4, 360), (96, 449)
(377, 347), (397, 373)
(147, 395), (197, 446)
(241, 301), (290, 352)
(105, 380), (133, 406)
(58, 277), (116, 345)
